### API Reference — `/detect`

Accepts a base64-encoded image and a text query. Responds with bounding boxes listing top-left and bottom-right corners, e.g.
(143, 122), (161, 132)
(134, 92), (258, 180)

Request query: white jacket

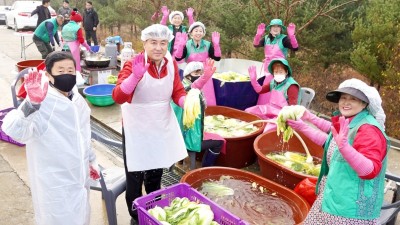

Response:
(2, 86), (94, 225)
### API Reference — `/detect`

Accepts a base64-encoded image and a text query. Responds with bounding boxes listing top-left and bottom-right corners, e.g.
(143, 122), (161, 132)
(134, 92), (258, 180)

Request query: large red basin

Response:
(180, 167), (310, 224)
(254, 130), (324, 189)
(16, 59), (44, 72)
(205, 106), (266, 168)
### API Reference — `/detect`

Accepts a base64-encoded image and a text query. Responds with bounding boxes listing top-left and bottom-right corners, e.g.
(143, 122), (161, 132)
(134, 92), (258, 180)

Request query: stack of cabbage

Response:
(183, 89), (202, 129)
(148, 197), (220, 225)
(276, 105), (306, 142)
(107, 75), (118, 84)
(213, 71), (249, 82)
(266, 151), (321, 176)
(204, 115), (257, 138)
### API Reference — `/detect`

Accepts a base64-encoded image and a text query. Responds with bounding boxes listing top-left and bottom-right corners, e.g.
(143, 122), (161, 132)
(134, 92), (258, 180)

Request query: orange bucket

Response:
(254, 130), (324, 189)
(205, 106), (266, 168)
(16, 59), (45, 72)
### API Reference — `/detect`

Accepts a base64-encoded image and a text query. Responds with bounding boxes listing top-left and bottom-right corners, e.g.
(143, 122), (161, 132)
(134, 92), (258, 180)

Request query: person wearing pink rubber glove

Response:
(173, 31), (188, 58)
(174, 21), (221, 106)
(300, 107), (331, 132)
(301, 78), (389, 224)
(171, 59), (225, 169)
(248, 65), (262, 93)
(61, 9), (92, 72)
(112, 24), (187, 223)
(253, 23), (265, 46)
(174, 21), (222, 63)
(245, 58), (301, 132)
(158, 5), (195, 55)
(286, 119), (328, 146)
(2, 51), (98, 225)
(211, 31), (221, 57)
(119, 54), (150, 95)
(190, 58), (217, 90)
(253, 19), (299, 105)
(286, 106), (332, 145)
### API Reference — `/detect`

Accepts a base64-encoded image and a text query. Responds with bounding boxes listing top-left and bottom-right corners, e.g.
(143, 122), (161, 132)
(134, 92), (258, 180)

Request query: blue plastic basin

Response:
(83, 84), (116, 106)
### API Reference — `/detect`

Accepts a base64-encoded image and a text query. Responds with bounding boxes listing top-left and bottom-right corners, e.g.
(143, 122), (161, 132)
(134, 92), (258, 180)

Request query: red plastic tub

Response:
(254, 130), (323, 189)
(180, 167), (310, 225)
(205, 106), (266, 168)
(16, 59), (45, 72)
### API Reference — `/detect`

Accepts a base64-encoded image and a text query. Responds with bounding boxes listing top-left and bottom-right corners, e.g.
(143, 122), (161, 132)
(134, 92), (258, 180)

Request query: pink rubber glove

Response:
(120, 54), (150, 95)
(287, 119), (328, 146)
(212, 32), (221, 57)
(331, 116), (374, 176)
(287, 23), (298, 48)
(192, 58), (216, 90)
(160, 6), (169, 25)
(151, 11), (160, 22)
(173, 32), (187, 58)
(186, 7), (195, 25)
(248, 66), (262, 93)
(253, 23), (265, 45)
(301, 108), (331, 132)
(24, 68), (49, 104)
(178, 96), (186, 108)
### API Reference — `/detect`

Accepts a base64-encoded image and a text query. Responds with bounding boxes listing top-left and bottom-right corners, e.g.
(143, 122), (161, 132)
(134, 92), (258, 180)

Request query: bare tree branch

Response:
(253, 0), (268, 22)
(297, 0), (360, 34)
(296, 0), (331, 34)
(323, 0), (360, 15)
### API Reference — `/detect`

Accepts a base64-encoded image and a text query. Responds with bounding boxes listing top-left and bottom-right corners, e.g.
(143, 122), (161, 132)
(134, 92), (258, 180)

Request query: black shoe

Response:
(130, 217), (138, 225)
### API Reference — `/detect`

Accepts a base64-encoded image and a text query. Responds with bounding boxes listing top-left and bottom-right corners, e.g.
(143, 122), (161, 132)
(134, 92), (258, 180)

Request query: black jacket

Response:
(31, 5), (51, 27)
(83, 9), (99, 31)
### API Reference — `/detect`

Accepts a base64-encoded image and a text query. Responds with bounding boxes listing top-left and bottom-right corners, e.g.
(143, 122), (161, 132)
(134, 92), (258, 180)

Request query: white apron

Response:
(121, 57), (187, 171)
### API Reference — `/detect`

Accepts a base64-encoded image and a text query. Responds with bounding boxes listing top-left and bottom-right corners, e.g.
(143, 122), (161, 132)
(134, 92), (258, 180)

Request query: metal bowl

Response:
(84, 57), (111, 68)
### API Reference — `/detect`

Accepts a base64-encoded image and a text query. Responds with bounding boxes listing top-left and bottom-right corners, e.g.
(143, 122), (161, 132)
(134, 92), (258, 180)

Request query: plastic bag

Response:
(294, 177), (318, 206)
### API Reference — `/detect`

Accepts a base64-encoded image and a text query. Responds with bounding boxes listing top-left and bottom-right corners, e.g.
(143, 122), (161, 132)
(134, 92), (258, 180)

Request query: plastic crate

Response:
(133, 183), (247, 225)
(0, 107), (25, 147)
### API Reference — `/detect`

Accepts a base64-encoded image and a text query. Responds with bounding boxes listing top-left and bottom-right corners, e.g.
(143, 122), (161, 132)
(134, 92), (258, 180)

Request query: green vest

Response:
(34, 18), (58, 43)
(185, 39), (211, 61)
(168, 25), (187, 52)
(317, 109), (390, 219)
(265, 34), (288, 57)
(171, 79), (204, 152)
(61, 21), (80, 50)
(269, 76), (301, 104)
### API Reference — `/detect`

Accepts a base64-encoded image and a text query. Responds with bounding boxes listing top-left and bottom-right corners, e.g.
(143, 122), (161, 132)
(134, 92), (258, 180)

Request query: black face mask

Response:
(50, 74), (76, 92)
(187, 75), (200, 83)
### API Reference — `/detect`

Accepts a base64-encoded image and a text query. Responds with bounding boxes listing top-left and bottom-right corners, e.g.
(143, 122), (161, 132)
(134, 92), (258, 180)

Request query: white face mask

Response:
(274, 74), (286, 82)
